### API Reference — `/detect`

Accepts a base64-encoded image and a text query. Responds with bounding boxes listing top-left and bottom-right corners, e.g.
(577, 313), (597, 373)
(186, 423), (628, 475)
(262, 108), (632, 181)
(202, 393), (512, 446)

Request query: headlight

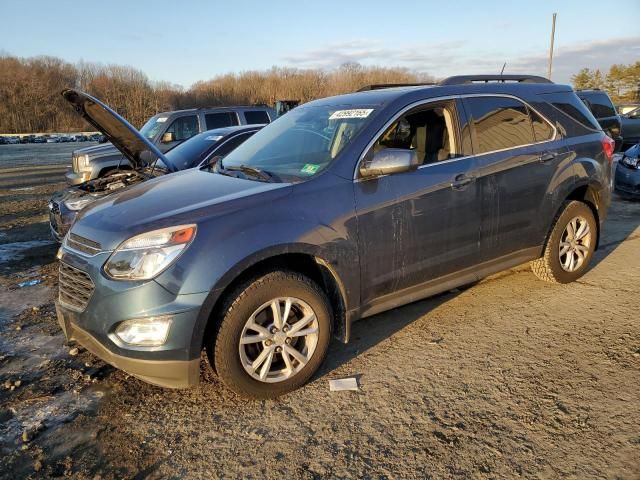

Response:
(76, 154), (90, 171)
(103, 224), (196, 280)
(114, 316), (172, 346)
(64, 197), (95, 211)
(621, 155), (639, 169)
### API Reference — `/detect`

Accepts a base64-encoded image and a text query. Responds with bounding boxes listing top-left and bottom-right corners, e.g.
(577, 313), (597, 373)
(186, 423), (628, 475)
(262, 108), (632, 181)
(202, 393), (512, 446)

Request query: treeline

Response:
(0, 54), (426, 134)
(2, 52), (638, 134)
(571, 62), (640, 103)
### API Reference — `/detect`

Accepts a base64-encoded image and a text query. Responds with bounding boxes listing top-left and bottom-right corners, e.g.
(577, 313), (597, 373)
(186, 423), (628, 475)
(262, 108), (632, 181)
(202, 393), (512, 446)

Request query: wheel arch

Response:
(196, 250), (350, 360)
(543, 182), (602, 254)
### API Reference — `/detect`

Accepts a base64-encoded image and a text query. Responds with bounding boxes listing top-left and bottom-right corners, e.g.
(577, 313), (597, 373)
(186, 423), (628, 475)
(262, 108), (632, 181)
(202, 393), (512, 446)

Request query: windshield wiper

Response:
(216, 160), (275, 182)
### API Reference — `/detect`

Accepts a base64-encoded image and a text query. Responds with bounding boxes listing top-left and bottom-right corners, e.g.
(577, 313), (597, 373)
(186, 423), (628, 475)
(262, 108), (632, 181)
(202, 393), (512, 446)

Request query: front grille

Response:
(72, 155), (79, 173)
(59, 263), (94, 311)
(66, 232), (102, 256)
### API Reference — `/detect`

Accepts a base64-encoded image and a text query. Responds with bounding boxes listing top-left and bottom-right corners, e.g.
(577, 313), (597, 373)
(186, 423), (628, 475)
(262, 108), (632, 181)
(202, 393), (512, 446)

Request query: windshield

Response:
(220, 105), (375, 181)
(164, 131), (223, 170)
(139, 114), (170, 140)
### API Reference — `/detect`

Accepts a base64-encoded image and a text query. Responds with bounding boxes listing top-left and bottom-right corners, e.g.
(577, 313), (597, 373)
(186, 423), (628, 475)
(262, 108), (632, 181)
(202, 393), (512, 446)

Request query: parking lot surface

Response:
(0, 152), (638, 479)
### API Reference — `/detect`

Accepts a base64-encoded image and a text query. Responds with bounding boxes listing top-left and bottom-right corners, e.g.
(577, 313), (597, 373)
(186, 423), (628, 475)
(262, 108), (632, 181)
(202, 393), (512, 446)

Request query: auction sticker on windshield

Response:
(156, 117), (168, 123)
(329, 109), (374, 120)
(300, 164), (321, 175)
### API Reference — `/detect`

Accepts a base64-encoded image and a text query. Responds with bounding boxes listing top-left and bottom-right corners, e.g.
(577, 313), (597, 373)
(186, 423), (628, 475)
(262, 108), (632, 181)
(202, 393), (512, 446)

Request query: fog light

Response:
(114, 316), (172, 346)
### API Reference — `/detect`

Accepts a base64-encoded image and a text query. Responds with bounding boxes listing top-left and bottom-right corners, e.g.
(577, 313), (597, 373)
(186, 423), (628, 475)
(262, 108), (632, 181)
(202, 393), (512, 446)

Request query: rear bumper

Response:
(56, 302), (200, 388)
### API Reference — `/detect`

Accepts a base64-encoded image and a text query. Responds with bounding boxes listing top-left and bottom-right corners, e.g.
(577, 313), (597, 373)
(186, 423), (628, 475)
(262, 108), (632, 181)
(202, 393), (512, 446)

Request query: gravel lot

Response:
(0, 149), (638, 479)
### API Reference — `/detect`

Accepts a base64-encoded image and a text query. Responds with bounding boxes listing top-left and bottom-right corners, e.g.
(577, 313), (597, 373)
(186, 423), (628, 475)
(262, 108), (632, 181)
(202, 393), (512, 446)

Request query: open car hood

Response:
(61, 89), (177, 172)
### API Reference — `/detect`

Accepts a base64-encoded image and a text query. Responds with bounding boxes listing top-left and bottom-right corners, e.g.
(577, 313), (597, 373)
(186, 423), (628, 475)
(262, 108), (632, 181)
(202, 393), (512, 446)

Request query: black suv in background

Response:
(66, 105), (275, 185)
(577, 89), (623, 151)
(56, 75), (614, 398)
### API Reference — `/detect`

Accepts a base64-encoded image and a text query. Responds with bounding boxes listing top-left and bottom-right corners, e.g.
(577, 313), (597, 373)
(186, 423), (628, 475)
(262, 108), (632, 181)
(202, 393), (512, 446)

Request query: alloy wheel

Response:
(558, 215), (592, 272)
(238, 297), (319, 383)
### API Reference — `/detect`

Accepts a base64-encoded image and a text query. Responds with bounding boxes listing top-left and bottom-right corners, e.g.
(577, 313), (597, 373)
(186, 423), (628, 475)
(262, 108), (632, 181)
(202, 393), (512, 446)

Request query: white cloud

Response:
(283, 36), (640, 84)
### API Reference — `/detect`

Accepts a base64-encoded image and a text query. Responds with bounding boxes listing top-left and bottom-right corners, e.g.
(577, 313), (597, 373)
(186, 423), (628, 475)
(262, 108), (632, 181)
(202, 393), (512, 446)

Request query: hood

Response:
(71, 169), (290, 249)
(61, 89), (177, 172)
(74, 142), (118, 158)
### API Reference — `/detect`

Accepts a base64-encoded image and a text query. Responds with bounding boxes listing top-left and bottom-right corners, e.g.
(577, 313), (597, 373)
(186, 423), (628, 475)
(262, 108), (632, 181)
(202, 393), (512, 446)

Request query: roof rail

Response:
(438, 75), (553, 85)
(357, 82), (435, 92)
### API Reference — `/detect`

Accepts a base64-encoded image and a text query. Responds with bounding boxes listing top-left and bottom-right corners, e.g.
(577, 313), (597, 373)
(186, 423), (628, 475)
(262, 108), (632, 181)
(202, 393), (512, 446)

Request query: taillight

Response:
(601, 135), (615, 163)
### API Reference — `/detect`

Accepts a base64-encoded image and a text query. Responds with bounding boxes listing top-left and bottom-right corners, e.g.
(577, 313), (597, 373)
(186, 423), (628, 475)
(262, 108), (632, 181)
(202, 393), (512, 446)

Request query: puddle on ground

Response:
(0, 240), (55, 263)
(0, 284), (51, 326)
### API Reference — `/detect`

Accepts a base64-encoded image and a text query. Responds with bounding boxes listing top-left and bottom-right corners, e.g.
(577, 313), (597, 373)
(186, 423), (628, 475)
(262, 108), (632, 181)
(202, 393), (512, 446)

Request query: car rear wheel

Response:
(531, 201), (597, 283)
(209, 270), (332, 399)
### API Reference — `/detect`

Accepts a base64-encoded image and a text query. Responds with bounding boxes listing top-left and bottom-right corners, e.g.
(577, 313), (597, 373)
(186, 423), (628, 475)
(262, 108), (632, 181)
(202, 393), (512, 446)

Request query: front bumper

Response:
(57, 303), (200, 388)
(56, 248), (209, 389)
(65, 168), (91, 185)
(614, 163), (640, 198)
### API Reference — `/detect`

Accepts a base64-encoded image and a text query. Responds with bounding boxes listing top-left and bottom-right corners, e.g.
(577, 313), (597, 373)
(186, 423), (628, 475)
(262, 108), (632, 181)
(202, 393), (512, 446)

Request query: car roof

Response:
(154, 105), (273, 116)
(193, 124), (265, 138)
(303, 81), (573, 109)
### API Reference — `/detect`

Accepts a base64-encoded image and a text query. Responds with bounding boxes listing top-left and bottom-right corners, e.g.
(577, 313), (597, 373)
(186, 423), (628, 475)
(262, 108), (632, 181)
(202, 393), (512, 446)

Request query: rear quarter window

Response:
(583, 93), (616, 118)
(541, 92), (601, 131)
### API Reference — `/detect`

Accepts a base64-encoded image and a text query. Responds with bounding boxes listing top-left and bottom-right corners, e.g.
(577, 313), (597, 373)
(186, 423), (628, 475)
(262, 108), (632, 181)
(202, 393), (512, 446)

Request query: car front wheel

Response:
(209, 271), (332, 399)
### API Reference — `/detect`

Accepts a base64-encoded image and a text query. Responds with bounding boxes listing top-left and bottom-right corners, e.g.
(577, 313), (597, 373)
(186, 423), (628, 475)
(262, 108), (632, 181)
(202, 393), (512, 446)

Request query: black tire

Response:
(531, 201), (597, 284)
(208, 270), (332, 399)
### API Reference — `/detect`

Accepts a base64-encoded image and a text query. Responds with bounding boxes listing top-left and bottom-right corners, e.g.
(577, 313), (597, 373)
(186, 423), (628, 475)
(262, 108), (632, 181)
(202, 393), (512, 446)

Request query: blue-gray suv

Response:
(56, 75), (614, 398)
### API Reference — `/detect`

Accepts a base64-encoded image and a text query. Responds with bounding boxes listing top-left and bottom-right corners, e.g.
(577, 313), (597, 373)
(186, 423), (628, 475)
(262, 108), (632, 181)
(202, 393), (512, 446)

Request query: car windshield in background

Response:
(139, 115), (169, 140)
(163, 132), (223, 170)
(219, 105), (375, 182)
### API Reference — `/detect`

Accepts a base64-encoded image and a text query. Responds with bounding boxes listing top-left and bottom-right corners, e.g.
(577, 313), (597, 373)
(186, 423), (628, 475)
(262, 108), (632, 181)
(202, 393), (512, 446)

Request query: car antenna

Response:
(500, 62), (507, 75)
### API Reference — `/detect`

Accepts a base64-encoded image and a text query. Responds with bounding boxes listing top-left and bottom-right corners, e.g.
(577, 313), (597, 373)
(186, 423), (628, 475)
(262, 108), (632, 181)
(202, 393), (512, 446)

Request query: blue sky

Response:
(1, 0), (638, 87)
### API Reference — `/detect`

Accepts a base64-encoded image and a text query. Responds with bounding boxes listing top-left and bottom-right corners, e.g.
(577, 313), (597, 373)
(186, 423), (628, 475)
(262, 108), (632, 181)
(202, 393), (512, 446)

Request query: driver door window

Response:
(370, 102), (459, 166)
(166, 115), (199, 141)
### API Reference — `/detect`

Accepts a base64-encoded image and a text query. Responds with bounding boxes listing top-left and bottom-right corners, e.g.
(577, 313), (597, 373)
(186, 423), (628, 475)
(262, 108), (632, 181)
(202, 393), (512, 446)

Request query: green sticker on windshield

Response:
(300, 164), (320, 175)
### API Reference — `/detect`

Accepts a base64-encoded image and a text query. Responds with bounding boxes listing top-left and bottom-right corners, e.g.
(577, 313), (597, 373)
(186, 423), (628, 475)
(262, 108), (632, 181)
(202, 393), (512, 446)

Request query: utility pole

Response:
(547, 13), (557, 80)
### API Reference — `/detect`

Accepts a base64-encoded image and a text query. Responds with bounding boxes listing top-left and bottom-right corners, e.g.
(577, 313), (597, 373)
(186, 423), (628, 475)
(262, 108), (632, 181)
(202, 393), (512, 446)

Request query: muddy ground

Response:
(0, 152), (638, 479)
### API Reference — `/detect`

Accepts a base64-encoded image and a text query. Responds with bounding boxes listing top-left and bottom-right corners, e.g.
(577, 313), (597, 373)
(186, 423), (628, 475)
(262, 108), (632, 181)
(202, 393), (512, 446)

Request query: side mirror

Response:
(359, 148), (419, 178)
(203, 155), (222, 167)
(161, 132), (175, 143)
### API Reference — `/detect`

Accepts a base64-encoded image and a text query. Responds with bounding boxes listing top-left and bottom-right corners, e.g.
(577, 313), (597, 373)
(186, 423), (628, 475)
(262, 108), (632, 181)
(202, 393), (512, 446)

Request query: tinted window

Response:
(584, 93), (616, 118)
(542, 92), (600, 130)
(529, 108), (554, 142)
(205, 112), (239, 130)
(164, 131), (224, 169)
(465, 97), (534, 154)
(213, 132), (255, 158)
(166, 115), (199, 141)
(244, 110), (271, 124)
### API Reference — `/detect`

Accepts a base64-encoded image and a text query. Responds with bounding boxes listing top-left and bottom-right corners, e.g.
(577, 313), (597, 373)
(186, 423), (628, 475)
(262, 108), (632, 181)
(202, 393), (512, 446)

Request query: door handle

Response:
(539, 151), (558, 163)
(451, 174), (475, 190)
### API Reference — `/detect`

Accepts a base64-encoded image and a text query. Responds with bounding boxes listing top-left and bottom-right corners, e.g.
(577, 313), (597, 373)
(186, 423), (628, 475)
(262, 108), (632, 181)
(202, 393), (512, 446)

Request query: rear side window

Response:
(529, 109), (554, 142)
(583, 93), (616, 118)
(464, 97), (535, 154)
(205, 112), (239, 130)
(213, 132), (255, 158)
(542, 92), (600, 130)
(244, 110), (271, 124)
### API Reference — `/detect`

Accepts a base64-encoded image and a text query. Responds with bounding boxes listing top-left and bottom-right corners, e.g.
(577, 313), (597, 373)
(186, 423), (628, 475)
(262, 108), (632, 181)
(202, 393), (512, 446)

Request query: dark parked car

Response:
(576, 89), (623, 151)
(620, 106), (640, 150)
(49, 91), (263, 241)
(33, 136), (46, 144)
(66, 105), (275, 185)
(614, 143), (640, 198)
(56, 75), (613, 398)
